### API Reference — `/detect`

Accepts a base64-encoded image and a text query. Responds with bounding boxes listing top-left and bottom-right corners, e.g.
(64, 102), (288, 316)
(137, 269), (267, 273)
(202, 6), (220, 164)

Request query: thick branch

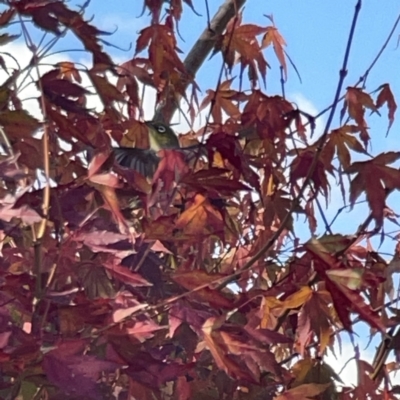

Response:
(153, 0), (247, 122)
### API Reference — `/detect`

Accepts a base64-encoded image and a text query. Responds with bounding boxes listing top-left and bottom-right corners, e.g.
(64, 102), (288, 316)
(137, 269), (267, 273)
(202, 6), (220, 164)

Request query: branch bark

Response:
(153, 0), (247, 123)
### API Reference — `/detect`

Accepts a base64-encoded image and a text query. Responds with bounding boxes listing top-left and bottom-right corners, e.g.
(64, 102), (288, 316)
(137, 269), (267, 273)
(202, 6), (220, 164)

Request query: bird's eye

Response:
(157, 125), (166, 133)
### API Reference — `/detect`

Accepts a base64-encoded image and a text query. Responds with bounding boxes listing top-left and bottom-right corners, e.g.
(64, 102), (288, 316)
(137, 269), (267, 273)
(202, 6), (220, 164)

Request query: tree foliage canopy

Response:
(0, 0), (399, 399)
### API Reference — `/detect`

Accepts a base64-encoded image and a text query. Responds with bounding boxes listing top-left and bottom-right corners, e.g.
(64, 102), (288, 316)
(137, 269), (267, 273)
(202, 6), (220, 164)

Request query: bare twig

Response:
(305, 10), (400, 139)
(360, 12), (400, 87)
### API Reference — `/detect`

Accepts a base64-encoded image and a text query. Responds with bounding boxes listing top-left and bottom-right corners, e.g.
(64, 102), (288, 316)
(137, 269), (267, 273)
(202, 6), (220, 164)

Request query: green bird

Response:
(145, 120), (180, 151)
(112, 121), (180, 177)
(112, 120), (208, 179)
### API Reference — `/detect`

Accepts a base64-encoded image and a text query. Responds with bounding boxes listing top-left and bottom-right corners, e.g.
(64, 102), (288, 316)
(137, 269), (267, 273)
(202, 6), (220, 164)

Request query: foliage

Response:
(0, 0), (399, 399)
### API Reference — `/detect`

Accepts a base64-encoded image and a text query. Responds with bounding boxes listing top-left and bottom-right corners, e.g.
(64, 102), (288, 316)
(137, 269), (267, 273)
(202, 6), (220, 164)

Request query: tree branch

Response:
(153, 0), (247, 122)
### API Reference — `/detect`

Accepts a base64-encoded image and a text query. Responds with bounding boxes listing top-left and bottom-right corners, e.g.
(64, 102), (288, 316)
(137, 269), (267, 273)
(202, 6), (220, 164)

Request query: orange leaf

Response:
(261, 296), (283, 329)
(57, 61), (81, 82)
(176, 194), (224, 236)
(120, 120), (150, 149)
(262, 25), (287, 79)
(283, 286), (312, 309)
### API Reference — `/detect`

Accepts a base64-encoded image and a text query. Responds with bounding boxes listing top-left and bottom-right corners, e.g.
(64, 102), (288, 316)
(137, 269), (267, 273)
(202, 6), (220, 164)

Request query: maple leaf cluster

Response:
(0, 1), (399, 399)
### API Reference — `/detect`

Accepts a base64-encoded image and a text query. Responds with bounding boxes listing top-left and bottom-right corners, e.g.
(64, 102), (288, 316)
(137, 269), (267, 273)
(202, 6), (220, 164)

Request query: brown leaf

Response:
(42, 74), (89, 98)
(182, 168), (251, 196)
(0, 33), (19, 45)
(202, 317), (258, 382)
(120, 120), (150, 148)
(216, 15), (269, 85)
(326, 279), (385, 332)
(172, 270), (232, 309)
(342, 87), (376, 147)
(345, 87), (377, 125)
(0, 9), (15, 26)
(290, 147), (330, 197)
(262, 24), (287, 80)
(300, 291), (333, 355)
(324, 125), (365, 169)
(345, 152), (400, 227)
(199, 80), (241, 123)
(376, 83), (397, 134)
(0, 110), (40, 140)
(89, 72), (125, 104)
(275, 383), (331, 400)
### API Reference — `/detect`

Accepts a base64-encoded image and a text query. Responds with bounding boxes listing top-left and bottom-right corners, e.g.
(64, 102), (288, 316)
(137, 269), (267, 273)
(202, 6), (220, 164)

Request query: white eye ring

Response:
(157, 125), (166, 133)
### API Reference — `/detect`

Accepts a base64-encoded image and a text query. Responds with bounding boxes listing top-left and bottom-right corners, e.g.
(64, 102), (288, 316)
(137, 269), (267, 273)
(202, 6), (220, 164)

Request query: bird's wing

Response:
(113, 144), (207, 176)
(113, 147), (160, 177)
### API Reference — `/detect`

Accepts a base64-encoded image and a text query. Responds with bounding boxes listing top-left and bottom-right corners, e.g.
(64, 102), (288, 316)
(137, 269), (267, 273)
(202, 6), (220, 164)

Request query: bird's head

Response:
(145, 121), (180, 151)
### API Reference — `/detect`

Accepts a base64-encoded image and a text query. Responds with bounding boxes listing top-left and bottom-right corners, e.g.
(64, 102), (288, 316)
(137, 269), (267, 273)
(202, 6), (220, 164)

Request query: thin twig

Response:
(303, 10), (400, 139)
(19, 15), (52, 335)
(280, 66), (332, 234)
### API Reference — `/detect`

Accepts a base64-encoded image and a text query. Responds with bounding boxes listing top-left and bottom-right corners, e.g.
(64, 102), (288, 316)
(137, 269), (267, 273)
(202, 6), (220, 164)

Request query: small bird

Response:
(112, 121), (206, 178)
(144, 120), (180, 151)
(112, 121), (180, 177)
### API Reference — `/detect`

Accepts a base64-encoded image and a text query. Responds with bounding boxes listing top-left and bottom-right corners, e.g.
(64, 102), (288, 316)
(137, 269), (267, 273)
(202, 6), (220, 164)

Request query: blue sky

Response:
(4, 0), (400, 385)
